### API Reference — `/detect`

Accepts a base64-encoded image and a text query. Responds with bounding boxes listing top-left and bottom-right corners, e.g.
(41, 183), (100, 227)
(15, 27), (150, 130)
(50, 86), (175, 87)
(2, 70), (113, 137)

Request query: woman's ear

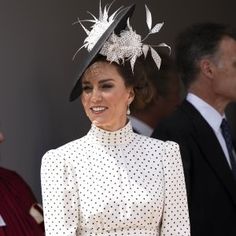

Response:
(128, 87), (135, 104)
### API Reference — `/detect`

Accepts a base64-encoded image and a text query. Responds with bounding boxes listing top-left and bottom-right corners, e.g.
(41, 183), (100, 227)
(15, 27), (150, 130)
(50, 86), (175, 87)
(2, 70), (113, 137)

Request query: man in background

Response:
(152, 23), (236, 236)
(130, 52), (182, 136)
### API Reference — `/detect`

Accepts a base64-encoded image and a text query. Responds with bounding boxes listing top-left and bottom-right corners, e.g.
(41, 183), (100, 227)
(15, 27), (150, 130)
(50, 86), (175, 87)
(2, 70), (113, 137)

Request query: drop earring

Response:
(127, 104), (131, 115)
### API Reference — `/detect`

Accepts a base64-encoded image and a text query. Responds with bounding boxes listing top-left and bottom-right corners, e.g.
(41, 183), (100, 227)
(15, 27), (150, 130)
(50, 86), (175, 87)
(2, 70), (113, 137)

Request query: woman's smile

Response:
(90, 106), (108, 114)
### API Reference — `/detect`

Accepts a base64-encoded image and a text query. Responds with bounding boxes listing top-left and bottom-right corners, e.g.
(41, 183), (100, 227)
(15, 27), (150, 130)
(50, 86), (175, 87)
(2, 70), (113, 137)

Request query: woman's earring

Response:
(127, 105), (130, 115)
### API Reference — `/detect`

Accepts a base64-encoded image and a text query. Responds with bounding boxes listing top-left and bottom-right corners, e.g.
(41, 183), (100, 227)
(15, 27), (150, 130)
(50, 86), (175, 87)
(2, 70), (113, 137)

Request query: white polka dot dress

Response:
(41, 122), (190, 236)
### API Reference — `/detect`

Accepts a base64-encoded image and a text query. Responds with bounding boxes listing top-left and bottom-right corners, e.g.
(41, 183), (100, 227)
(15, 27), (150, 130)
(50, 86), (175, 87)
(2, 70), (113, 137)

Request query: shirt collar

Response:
(187, 93), (225, 133)
(129, 116), (153, 137)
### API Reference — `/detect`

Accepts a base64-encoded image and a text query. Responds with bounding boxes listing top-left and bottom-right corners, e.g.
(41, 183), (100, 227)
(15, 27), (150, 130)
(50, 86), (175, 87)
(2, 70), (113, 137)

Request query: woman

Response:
(41, 3), (190, 236)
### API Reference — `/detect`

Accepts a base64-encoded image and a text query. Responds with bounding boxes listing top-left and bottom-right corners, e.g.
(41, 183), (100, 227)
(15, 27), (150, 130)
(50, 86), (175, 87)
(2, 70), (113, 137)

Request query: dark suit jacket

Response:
(152, 100), (236, 236)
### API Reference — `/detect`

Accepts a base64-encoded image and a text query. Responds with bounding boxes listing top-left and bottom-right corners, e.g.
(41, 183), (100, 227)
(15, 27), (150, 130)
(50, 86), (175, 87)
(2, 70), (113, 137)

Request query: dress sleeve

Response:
(160, 141), (190, 236)
(41, 150), (79, 236)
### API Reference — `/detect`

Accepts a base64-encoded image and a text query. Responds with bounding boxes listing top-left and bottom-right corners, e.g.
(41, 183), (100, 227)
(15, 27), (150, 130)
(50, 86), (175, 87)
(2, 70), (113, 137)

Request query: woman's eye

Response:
(82, 86), (92, 92)
(102, 84), (113, 89)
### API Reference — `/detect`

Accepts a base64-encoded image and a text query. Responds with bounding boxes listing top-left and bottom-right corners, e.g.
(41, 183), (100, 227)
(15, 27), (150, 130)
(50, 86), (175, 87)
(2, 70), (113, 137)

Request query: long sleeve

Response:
(41, 150), (80, 236)
(160, 141), (190, 236)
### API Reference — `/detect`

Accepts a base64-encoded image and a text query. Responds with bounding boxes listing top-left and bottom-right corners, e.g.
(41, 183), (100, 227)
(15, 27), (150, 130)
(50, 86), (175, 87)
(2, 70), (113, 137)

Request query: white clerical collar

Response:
(129, 116), (153, 137)
(186, 93), (225, 133)
(0, 214), (6, 227)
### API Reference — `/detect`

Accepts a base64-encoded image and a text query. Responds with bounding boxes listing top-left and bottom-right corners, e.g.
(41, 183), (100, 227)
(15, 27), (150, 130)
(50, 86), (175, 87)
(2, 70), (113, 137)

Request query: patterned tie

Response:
(221, 118), (236, 179)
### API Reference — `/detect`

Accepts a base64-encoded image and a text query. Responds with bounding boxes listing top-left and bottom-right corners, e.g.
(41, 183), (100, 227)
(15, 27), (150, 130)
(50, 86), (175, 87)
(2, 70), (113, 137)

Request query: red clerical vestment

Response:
(0, 167), (44, 235)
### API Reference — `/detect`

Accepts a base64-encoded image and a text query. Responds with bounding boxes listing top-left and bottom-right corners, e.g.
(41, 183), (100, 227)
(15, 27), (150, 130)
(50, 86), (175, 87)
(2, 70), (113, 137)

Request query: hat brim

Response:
(69, 4), (136, 102)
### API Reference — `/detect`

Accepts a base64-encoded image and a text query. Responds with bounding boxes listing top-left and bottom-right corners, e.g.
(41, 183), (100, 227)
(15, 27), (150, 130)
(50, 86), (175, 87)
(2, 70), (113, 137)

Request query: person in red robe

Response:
(0, 132), (44, 236)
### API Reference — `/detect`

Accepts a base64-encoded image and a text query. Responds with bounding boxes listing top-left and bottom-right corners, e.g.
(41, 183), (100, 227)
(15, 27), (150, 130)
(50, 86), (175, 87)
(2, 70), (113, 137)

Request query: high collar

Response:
(87, 121), (135, 145)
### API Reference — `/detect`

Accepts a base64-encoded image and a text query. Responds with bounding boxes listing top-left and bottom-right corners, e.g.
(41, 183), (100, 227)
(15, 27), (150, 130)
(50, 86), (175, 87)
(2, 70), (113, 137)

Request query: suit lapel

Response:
(181, 100), (236, 205)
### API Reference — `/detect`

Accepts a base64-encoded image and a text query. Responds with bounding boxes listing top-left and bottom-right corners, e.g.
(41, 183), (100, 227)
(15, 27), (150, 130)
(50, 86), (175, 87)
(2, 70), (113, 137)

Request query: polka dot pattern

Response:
(41, 122), (190, 236)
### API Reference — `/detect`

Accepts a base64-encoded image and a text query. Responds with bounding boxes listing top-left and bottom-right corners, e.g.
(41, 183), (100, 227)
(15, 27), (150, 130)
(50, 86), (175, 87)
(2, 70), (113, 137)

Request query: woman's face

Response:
(81, 61), (134, 131)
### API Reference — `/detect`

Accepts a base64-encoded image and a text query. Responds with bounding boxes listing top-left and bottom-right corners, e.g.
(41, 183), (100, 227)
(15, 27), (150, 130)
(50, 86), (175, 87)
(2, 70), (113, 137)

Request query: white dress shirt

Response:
(187, 93), (232, 167)
(129, 116), (153, 137)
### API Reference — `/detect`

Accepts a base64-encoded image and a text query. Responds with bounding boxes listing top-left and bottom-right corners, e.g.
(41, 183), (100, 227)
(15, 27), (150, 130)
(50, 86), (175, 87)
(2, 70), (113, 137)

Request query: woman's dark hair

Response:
(83, 54), (156, 111)
(175, 22), (236, 87)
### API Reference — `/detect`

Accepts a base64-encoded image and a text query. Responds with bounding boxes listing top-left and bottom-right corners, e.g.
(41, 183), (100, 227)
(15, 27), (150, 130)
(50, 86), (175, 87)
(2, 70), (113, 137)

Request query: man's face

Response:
(156, 73), (182, 119)
(0, 132), (4, 143)
(211, 36), (236, 105)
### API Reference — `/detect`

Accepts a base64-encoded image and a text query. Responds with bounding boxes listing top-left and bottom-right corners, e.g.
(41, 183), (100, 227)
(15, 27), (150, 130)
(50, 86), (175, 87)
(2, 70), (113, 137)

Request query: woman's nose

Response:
(91, 89), (102, 102)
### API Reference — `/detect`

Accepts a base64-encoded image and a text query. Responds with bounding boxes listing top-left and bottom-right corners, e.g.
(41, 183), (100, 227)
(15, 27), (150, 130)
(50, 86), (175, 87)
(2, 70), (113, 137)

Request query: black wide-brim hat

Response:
(70, 4), (136, 102)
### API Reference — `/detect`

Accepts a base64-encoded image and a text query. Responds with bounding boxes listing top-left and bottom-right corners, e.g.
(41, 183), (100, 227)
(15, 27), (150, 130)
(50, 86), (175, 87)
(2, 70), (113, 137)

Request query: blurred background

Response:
(0, 0), (235, 200)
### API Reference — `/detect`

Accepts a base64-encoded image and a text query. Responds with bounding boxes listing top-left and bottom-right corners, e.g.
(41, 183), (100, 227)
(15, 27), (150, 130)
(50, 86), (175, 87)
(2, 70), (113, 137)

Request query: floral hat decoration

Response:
(70, 1), (170, 101)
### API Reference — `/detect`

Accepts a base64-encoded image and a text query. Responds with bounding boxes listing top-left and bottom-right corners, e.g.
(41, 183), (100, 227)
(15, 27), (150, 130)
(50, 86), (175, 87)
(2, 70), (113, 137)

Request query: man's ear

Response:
(199, 58), (214, 79)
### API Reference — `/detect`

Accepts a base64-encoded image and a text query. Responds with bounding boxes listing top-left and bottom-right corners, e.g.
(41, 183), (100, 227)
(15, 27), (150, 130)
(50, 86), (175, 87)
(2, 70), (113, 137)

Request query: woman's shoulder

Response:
(42, 135), (88, 162)
(138, 136), (182, 166)
(133, 133), (179, 150)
